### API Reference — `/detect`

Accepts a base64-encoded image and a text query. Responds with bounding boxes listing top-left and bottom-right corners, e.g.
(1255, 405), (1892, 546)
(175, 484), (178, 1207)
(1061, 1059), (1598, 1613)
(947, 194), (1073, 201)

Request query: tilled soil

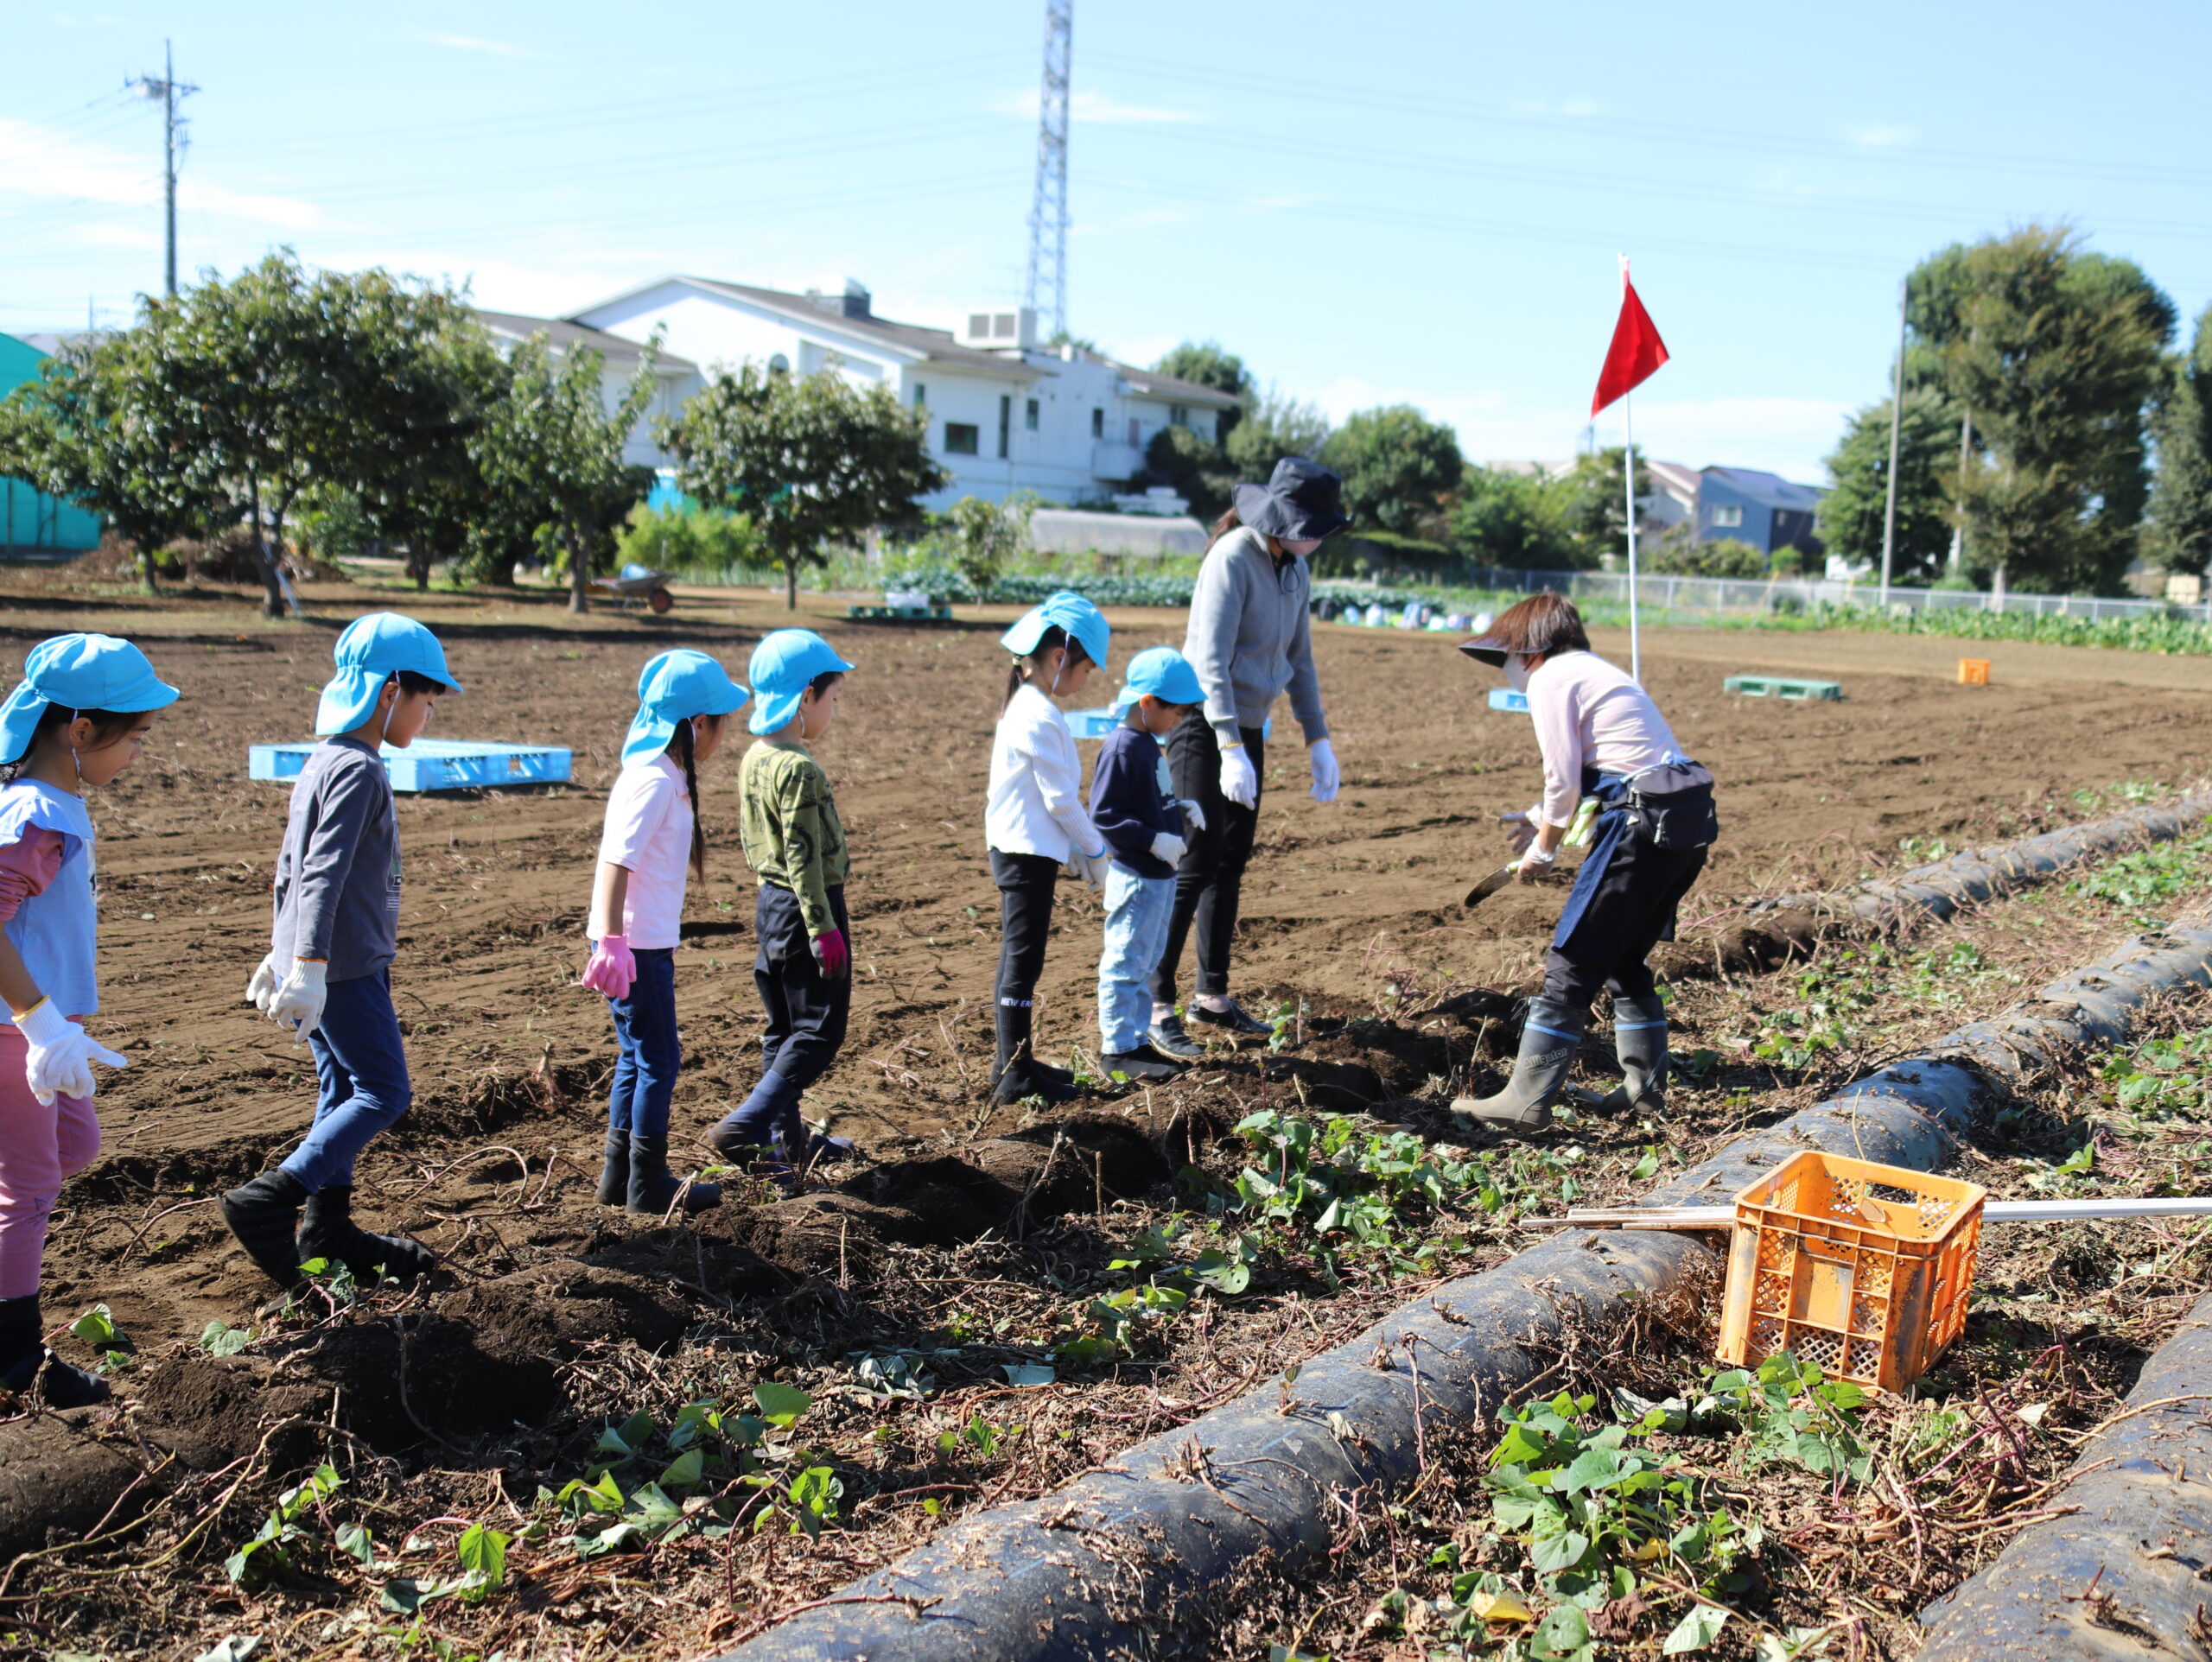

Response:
(5, 571), (2212, 1658)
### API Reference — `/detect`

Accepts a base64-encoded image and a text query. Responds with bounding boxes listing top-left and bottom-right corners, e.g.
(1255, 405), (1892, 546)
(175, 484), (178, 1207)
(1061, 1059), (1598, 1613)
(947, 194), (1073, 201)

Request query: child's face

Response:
(382, 686), (437, 749)
(1135, 695), (1188, 739)
(798, 679), (840, 740)
(71, 713), (156, 788)
(690, 713), (728, 764)
(1043, 647), (1093, 699)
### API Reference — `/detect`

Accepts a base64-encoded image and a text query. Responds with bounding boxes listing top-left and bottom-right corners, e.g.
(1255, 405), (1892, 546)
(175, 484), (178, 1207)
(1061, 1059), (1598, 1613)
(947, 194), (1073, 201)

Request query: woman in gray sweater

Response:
(1147, 458), (1347, 1056)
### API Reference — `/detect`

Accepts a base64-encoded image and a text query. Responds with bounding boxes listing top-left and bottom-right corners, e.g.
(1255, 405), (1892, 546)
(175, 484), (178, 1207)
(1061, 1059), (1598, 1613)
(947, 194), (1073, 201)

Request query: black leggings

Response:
(1151, 714), (1266, 1003)
(990, 850), (1059, 1009)
(1543, 833), (1707, 1012)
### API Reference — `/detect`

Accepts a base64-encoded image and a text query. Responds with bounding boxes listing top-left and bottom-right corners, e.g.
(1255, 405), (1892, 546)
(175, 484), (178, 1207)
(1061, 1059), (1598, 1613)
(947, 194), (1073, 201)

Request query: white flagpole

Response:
(1620, 255), (1641, 684)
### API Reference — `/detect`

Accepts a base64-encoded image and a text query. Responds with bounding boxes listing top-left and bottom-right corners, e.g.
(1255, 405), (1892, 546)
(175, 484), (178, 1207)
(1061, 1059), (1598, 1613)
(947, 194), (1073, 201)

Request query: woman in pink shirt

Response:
(580, 650), (750, 1214)
(1455, 595), (1716, 1131)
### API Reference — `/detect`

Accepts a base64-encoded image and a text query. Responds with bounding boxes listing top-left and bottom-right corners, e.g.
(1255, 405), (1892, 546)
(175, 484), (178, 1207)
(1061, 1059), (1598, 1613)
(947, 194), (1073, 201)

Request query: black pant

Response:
(753, 883), (851, 1093)
(1152, 714), (1265, 1003)
(1543, 834), (1707, 1011)
(990, 850), (1059, 1008)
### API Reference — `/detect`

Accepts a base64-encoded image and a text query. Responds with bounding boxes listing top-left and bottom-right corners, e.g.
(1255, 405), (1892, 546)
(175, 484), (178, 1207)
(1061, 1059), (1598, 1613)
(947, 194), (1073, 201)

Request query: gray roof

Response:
(1701, 466), (1825, 511)
(471, 308), (696, 372)
(1112, 364), (1242, 409)
(661, 277), (1043, 379)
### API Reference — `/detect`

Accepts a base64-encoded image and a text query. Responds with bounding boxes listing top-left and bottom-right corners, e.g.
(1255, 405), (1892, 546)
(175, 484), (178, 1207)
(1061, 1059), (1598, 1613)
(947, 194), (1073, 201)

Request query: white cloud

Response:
(988, 87), (1195, 125)
(1845, 122), (1916, 149)
(421, 34), (536, 59)
(0, 117), (323, 229)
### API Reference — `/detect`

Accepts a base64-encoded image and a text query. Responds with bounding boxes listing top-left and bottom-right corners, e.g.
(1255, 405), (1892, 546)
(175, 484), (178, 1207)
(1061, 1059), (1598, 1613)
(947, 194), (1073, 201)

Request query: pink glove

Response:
(581, 934), (637, 999)
(810, 929), (849, 979)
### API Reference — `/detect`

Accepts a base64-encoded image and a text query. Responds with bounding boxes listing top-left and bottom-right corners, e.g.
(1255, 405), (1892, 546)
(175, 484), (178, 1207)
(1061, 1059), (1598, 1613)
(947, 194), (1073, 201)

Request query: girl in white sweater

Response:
(983, 592), (1111, 1104)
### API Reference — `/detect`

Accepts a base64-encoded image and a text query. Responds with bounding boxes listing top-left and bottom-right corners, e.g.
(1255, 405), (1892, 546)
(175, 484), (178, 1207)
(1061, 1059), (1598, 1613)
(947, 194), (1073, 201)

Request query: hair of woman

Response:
(1484, 593), (1592, 658)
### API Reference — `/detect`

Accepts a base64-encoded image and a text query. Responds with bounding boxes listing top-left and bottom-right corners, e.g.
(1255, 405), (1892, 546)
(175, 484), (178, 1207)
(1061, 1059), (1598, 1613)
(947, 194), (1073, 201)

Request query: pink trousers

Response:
(0, 1024), (100, 1300)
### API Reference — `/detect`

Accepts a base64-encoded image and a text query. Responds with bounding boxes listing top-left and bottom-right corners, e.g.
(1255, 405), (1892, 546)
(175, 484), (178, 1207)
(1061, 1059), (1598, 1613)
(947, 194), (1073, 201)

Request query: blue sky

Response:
(5, 0), (2208, 485)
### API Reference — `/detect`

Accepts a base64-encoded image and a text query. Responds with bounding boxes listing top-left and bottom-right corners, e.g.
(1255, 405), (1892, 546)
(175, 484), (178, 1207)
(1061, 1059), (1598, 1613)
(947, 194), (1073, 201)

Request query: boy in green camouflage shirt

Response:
(711, 631), (855, 1183)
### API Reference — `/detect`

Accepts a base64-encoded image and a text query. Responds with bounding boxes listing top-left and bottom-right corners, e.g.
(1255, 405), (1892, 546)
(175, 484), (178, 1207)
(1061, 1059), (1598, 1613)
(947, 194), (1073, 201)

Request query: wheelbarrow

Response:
(592, 564), (677, 614)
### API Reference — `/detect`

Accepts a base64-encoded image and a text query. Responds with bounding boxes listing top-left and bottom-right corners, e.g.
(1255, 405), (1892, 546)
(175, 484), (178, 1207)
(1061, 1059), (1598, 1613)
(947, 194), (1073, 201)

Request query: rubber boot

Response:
(0, 1293), (107, 1409)
(626, 1132), (721, 1215)
(221, 1167), (311, 1289)
(1452, 998), (1586, 1131)
(710, 1075), (805, 1192)
(1594, 994), (1669, 1116)
(594, 1131), (630, 1206)
(992, 1003), (1077, 1106)
(296, 1185), (437, 1285)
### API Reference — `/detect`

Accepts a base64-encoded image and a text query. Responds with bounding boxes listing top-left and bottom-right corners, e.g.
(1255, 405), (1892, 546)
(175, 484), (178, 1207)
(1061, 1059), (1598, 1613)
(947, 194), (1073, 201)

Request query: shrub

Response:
(613, 502), (762, 578)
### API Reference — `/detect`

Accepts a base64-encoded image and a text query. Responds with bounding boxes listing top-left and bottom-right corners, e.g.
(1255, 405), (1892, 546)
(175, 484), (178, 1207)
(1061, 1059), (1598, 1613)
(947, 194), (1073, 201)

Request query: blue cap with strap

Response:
(622, 649), (750, 766)
(315, 612), (462, 735)
(0, 634), (180, 765)
(747, 630), (854, 735)
(1112, 644), (1205, 709)
(1001, 590), (1110, 676)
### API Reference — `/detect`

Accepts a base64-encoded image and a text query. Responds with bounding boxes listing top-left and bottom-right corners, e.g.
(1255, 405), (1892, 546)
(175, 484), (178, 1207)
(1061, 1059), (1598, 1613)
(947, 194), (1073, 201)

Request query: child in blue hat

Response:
(581, 649), (749, 1214)
(0, 634), (175, 1405)
(709, 630), (855, 1183)
(1090, 646), (1209, 1082)
(983, 591), (1111, 1105)
(226, 612), (459, 1291)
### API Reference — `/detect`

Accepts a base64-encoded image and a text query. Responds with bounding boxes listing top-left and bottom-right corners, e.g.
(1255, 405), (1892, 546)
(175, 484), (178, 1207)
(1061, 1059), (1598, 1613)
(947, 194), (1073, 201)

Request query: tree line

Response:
(1821, 225), (2212, 596)
(0, 252), (942, 616)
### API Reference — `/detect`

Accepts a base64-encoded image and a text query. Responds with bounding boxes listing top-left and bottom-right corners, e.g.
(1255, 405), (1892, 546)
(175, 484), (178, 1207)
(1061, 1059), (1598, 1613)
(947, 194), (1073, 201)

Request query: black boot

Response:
(0, 1295), (107, 1409)
(626, 1132), (721, 1215)
(221, 1168), (311, 1289)
(1593, 994), (1669, 1116)
(297, 1185), (437, 1285)
(991, 1002), (1077, 1106)
(1452, 998), (1586, 1132)
(594, 1131), (630, 1206)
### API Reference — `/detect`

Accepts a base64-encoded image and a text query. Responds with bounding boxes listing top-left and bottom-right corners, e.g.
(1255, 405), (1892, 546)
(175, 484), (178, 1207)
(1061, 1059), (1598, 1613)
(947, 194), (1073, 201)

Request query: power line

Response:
(126, 41), (197, 295)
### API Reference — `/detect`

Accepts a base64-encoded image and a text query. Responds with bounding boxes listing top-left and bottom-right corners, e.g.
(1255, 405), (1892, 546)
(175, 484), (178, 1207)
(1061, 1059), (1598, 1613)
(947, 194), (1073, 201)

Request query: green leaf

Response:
(455, 1521), (509, 1590)
(1531, 1602), (1592, 1659)
(658, 1448), (705, 1490)
(1664, 1604), (1731, 1654)
(595, 1409), (653, 1459)
(1529, 1527), (1590, 1573)
(1631, 1150), (1661, 1180)
(1001, 1363), (1056, 1386)
(753, 1381), (812, 1428)
(199, 1320), (253, 1357)
(70, 1303), (120, 1348)
(335, 1522), (376, 1565)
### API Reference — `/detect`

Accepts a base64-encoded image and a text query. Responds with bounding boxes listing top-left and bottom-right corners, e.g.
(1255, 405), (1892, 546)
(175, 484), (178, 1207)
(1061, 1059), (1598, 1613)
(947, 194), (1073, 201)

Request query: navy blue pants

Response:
(606, 947), (680, 1138)
(283, 969), (414, 1191)
(717, 885), (849, 1152)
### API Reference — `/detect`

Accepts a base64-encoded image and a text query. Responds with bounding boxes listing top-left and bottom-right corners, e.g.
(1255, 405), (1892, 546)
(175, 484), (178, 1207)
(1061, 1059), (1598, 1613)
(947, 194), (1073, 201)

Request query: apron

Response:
(1552, 769), (1630, 949)
(1550, 760), (1719, 949)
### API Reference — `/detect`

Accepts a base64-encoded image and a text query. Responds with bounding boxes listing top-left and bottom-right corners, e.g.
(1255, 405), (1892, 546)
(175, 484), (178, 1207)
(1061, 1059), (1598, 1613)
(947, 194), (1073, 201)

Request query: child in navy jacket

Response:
(1090, 647), (1206, 1082)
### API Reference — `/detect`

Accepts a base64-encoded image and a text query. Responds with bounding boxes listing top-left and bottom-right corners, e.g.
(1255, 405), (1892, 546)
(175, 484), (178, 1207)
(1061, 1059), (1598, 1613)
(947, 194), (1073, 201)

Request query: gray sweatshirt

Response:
(1182, 525), (1329, 746)
(270, 738), (400, 981)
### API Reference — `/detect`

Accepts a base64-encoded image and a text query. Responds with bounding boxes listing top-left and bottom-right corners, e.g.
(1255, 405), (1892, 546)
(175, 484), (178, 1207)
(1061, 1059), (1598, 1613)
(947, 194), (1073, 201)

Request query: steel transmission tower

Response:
(129, 41), (197, 296)
(1024, 0), (1071, 339)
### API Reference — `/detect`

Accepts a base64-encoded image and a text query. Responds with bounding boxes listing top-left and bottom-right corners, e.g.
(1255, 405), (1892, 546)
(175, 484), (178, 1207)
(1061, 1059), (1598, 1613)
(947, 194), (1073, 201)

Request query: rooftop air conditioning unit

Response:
(960, 307), (1038, 351)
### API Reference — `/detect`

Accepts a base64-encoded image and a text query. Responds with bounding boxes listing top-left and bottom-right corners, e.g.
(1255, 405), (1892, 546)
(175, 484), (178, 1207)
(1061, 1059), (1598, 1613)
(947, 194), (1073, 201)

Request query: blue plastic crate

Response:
(1487, 688), (1532, 714)
(1067, 709), (1271, 740)
(249, 739), (574, 793)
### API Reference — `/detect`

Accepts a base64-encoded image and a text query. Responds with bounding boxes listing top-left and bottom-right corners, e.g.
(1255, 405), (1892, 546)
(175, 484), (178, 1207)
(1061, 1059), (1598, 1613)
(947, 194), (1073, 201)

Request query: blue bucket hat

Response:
(1112, 644), (1205, 709)
(622, 649), (750, 766)
(747, 630), (854, 735)
(315, 612), (461, 735)
(1001, 590), (1110, 676)
(0, 634), (180, 765)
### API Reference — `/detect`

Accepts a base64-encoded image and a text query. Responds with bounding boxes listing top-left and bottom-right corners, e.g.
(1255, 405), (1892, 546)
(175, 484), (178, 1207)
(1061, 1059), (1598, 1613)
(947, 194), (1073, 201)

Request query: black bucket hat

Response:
(1231, 457), (1351, 543)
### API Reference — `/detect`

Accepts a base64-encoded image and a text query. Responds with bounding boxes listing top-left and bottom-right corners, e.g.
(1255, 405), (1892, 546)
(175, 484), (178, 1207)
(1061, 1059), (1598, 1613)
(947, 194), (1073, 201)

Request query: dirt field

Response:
(9, 567), (2212, 1659)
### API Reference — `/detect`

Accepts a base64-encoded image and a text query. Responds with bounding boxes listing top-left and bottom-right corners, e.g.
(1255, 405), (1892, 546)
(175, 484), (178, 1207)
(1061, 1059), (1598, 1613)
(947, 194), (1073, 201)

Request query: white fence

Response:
(1460, 566), (2211, 625)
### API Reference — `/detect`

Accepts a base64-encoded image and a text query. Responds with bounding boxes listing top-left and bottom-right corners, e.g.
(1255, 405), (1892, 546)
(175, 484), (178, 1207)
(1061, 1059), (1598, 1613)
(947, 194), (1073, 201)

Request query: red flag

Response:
(1591, 263), (1669, 416)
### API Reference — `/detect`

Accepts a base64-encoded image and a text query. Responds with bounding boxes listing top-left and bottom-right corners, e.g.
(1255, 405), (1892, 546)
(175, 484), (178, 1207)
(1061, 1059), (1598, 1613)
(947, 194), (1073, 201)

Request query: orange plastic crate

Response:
(1958, 657), (1992, 686)
(1717, 1151), (1984, 1393)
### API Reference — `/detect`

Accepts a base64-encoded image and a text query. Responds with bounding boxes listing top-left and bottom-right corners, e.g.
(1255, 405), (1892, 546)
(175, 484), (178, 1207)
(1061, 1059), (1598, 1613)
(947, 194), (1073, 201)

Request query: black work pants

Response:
(990, 850), (1059, 1009)
(1542, 834), (1707, 1012)
(1151, 714), (1265, 1003)
(752, 883), (851, 1094)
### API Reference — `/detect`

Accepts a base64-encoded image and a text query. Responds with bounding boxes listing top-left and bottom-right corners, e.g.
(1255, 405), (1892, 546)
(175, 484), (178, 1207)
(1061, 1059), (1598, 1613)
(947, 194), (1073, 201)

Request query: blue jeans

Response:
(606, 947), (680, 1138)
(1098, 864), (1175, 1053)
(283, 969), (414, 1192)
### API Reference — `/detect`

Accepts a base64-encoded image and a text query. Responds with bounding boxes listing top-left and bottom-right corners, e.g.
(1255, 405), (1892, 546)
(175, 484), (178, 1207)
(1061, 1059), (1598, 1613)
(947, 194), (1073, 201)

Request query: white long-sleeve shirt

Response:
(985, 683), (1106, 862)
(1526, 650), (1686, 827)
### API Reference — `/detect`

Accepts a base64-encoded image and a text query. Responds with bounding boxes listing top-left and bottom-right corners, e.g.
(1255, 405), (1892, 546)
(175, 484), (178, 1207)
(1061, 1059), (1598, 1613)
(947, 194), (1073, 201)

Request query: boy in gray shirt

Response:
(222, 613), (460, 1291)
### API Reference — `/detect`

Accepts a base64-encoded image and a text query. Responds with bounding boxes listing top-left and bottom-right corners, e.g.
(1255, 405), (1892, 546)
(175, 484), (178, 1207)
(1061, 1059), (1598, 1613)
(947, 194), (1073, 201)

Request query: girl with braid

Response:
(581, 650), (751, 1214)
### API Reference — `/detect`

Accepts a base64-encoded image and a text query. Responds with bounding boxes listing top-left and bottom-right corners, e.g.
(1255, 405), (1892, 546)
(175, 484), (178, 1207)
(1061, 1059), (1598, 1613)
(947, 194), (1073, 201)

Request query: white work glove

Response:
(1218, 744), (1259, 809)
(1148, 830), (1188, 866)
(1177, 798), (1207, 834)
(14, 998), (126, 1107)
(267, 959), (330, 1043)
(1503, 809), (1540, 857)
(1308, 738), (1340, 804)
(245, 952), (286, 1014)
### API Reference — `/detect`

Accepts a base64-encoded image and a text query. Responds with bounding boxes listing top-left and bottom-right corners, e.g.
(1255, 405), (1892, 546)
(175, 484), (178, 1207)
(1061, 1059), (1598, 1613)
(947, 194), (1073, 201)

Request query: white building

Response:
(550, 276), (1238, 511)
(469, 309), (696, 471)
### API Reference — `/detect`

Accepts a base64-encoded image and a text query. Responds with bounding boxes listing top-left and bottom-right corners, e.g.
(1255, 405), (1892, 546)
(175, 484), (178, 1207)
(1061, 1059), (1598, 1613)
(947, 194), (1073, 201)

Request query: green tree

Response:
(1150, 341), (1251, 439)
(946, 491), (1038, 600)
(1319, 404), (1463, 536)
(1643, 534), (1768, 578)
(0, 314), (221, 590)
(661, 363), (945, 609)
(1224, 384), (1332, 482)
(1142, 424), (1237, 521)
(1817, 386), (1957, 584)
(2148, 302), (2212, 576)
(1555, 447), (1647, 566)
(1447, 466), (1585, 570)
(479, 330), (660, 612)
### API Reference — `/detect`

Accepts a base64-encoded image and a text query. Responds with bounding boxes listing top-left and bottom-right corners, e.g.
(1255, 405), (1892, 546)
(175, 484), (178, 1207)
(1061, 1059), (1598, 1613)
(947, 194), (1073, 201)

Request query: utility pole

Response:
(1878, 278), (1906, 607)
(130, 41), (197, 297)
(1024, 0), (1072, 339)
